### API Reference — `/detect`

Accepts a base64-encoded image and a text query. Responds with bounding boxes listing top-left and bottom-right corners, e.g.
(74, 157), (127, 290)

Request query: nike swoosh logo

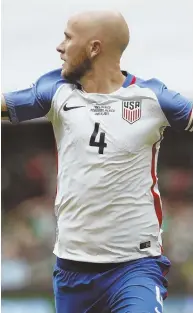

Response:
(63, 103), (85, 111)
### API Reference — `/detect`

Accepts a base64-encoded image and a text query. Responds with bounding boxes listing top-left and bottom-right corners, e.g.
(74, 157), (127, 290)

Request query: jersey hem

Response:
(53, 249), (162, 264)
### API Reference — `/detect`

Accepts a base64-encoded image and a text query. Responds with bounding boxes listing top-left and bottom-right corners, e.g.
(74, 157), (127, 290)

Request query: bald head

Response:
(68, 10), (130, 55)
(57, 10), (130, 83)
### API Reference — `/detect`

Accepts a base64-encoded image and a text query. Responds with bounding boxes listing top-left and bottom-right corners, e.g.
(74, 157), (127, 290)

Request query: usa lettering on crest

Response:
(122, 100), (142, 124)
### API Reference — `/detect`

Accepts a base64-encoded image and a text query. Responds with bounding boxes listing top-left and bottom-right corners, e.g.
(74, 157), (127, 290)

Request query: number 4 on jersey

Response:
(89, 123), (107, 154)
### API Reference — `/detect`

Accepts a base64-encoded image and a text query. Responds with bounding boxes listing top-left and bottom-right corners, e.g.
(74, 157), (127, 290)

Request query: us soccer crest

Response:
(122, 100), (142, 124)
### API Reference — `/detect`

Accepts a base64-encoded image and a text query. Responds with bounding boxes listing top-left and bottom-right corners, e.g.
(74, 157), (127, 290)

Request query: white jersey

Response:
(5, 69), (193, 263)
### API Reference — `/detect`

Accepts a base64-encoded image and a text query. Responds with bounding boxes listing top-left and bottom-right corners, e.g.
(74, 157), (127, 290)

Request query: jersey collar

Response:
(122, 71), (136, 88)
(76, 71), (136, 90)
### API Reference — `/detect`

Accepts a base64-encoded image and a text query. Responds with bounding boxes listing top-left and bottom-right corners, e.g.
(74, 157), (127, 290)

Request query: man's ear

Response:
(89, 40), (101, 58)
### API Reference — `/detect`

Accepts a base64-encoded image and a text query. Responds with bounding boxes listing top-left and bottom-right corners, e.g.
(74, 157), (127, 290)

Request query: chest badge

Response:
(122, 100), (142, 124)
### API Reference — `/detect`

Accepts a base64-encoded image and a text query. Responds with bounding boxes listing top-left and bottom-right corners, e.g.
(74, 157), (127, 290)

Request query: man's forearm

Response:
(1, 95), (9, 120)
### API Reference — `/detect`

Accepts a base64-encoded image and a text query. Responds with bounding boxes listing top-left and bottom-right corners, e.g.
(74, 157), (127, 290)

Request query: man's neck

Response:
(79, 61), (126, 94)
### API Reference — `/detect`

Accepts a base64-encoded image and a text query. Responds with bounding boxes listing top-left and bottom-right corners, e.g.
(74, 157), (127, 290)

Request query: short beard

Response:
(63, 57), (92, 84)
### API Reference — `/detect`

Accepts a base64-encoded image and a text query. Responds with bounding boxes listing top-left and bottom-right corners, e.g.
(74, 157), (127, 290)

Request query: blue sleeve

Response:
(3, 68), (65, 124)
(136, 78), (193, 132)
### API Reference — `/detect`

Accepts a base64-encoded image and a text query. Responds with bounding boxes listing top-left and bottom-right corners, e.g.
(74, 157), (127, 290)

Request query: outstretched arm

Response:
(1, 69), (64, 124)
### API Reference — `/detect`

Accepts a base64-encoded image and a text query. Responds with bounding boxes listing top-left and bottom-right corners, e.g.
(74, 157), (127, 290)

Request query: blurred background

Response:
(1, 0), (193, 312)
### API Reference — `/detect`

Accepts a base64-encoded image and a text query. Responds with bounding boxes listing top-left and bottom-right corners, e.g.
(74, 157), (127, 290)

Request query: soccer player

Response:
(1, 10), (193, 313)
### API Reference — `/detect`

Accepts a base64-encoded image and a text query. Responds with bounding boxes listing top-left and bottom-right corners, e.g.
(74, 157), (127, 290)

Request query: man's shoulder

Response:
(122, 71), (167, 101)
(133, 74), (193, 132)
(135, 76), (166, 96)
(35, 68), (74, 100)
(36, 68), (69, 88)
(134, 75), (173, 107)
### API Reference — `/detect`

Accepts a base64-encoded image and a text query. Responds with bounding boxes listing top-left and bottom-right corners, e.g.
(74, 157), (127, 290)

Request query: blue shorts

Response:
(53, 255), (171, 313)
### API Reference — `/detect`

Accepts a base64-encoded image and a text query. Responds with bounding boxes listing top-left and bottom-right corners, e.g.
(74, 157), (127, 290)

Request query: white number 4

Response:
(155, 286), (163, 313)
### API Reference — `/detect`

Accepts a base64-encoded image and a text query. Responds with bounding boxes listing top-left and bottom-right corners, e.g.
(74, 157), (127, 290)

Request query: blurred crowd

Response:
(1, 122), (193, 296)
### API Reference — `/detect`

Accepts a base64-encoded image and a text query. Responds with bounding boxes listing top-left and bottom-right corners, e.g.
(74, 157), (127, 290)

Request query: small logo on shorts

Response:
(122, 100), (141, 124)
